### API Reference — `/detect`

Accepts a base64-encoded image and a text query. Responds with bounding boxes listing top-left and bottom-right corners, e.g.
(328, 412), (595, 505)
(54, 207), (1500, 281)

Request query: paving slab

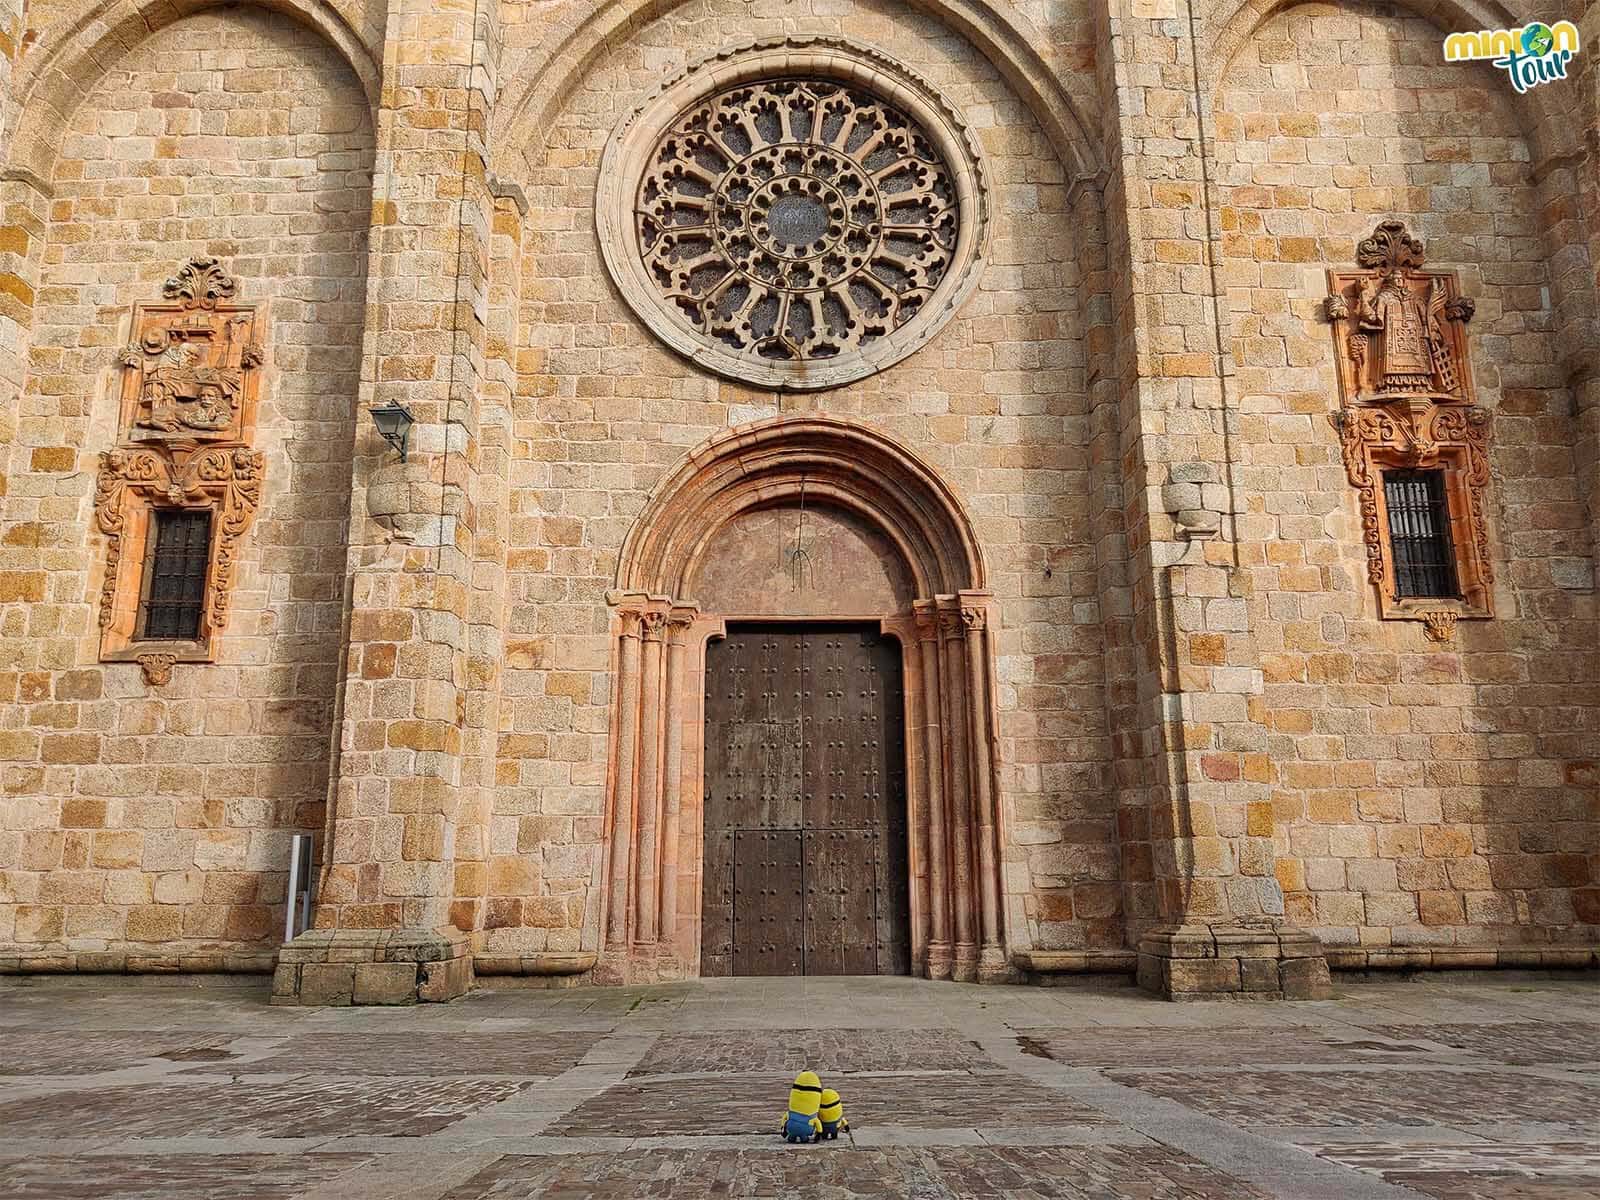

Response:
(0, 972), (1593, 1199)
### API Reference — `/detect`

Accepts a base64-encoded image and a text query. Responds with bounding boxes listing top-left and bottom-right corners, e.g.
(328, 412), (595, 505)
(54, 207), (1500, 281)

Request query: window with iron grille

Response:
(1383, 469), (1458, 600)
(137, 509), (212, 640)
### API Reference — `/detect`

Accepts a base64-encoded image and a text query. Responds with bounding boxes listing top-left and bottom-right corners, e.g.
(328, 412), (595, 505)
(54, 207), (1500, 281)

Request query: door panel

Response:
(703, 625), (908, 976)
(804, 828), (880, 975)
(731, 829), (805, 976)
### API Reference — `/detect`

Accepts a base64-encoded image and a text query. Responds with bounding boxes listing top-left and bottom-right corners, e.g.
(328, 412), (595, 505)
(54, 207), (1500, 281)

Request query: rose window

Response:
(598, 42), (986, 390)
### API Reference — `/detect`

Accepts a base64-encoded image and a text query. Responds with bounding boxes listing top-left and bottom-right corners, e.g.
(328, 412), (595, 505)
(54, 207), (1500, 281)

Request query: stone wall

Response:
(487, 0), (1117, 966)
(1214, 2), (1599, 952)
(0, 9), (374, 968)
(0, 0), (1594, 989)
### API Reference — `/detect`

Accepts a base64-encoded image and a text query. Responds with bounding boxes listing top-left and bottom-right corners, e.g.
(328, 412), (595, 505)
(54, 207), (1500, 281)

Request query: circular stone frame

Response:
(596, 36), (990, 392)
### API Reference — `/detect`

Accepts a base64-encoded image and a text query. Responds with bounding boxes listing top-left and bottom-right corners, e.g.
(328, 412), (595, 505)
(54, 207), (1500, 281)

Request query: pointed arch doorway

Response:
(598, 416), (1008, 984)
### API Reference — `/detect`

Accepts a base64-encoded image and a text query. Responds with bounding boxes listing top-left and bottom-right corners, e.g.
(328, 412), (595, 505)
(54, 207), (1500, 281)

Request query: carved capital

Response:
(665, 606), (697, 645)
(136, 653), (177, 687)
(959, 605), (986, 632)
(936, 608), (963, 640)
(617, 610), (644, 640)
(640, 610), (667, 641)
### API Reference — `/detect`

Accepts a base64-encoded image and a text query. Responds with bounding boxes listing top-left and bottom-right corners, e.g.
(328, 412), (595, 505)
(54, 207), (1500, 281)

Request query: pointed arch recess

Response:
(599, 415), (1010, 985)
(490, 0), (1103, 184)
(7, 0), (381, 186)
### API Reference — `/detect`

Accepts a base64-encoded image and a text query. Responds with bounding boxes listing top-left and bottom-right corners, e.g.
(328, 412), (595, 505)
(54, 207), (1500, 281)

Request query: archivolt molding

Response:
(6, 0), (381, 184)
(616, 414), (986, 599)
(491, 0), (1104, 185)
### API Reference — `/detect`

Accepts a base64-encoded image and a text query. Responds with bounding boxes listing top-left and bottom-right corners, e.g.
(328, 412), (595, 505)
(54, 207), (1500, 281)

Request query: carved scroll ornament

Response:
(1326, 223), (1491, 622)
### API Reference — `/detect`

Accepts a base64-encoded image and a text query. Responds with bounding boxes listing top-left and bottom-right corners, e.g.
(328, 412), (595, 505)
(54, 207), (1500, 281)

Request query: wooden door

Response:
(702, 625), (908, 976)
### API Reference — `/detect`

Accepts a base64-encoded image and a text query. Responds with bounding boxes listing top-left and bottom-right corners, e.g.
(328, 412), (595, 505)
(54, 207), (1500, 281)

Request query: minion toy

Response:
(779, 1070), (824, 1143)
(818, 1087), (848, 1139)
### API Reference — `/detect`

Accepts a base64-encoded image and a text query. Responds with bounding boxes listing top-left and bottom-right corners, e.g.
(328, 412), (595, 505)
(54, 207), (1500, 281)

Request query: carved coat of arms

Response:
(118, 258), (263, 445)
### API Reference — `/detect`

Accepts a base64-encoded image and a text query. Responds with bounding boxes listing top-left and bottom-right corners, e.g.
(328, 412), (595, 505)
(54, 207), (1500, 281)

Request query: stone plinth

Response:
(272, 928), (473, 1007)
(1137, 922), (1331, 1001)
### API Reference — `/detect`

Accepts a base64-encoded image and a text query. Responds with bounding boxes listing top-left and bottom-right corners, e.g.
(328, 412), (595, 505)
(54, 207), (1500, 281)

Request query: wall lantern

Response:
(368, 402), (415, 461)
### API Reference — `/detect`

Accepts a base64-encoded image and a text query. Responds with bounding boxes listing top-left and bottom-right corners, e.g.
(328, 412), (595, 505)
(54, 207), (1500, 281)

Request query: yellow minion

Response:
(779, 1069), (823, 1143)
(818, 1087), (848, 1139)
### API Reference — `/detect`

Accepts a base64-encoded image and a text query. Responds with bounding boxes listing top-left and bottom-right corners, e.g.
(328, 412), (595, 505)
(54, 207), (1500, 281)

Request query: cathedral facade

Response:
(0, 0), (1594, 1004)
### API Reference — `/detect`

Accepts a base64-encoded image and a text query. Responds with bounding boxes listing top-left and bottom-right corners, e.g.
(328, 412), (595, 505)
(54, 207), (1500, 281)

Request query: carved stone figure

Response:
(1325, 220), (1473, 402)
(135, 653), (178, 687)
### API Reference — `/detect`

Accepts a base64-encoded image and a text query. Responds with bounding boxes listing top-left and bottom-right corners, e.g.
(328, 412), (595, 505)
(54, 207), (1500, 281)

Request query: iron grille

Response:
(1383, 469), (1457, 600)
(137, 509), (212, 640)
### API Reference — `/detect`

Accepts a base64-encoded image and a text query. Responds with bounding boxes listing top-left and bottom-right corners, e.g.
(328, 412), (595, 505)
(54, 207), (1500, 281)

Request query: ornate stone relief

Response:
(1325, 222), (1492, 622)
(95, 259), (267, 674)
(597, 37), (988, 390)
(135, 653), (178, 687)
(118, 258), (264, 446)
(1420, 610), (1459, 645)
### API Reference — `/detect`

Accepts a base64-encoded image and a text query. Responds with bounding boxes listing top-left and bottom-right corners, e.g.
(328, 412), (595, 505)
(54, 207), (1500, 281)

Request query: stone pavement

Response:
(0, 973), (1596, 1199)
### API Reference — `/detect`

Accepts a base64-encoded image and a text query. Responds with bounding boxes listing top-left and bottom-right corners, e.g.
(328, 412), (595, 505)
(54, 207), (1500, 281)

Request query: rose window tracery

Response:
(598, 40), (987, 390)
(638, 79), (959, 365)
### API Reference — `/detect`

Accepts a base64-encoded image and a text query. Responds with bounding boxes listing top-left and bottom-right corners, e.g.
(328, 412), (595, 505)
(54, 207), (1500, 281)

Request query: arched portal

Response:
(601, 416), (1008, 984)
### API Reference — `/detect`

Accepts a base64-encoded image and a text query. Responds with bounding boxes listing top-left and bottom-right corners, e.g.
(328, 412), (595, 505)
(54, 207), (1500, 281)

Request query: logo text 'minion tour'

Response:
(1444, 21), (1581, 93)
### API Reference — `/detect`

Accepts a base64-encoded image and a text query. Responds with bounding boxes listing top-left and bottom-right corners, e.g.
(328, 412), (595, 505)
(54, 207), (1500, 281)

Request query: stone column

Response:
(657, 605), (695, 941)
(1089, 0), (1329, 1000)
(632, 609), (667, 947)
(602, 607), (644, 966)
(273, 0), (501, 1006)
(913, 602), (951, 979)
(938, 601), (978, 981)
(960, 595), (1006, 981)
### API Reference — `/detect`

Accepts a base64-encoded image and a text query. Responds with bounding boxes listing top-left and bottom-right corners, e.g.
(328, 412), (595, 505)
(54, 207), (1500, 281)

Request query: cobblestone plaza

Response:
(1, 973), (1597, 1198)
